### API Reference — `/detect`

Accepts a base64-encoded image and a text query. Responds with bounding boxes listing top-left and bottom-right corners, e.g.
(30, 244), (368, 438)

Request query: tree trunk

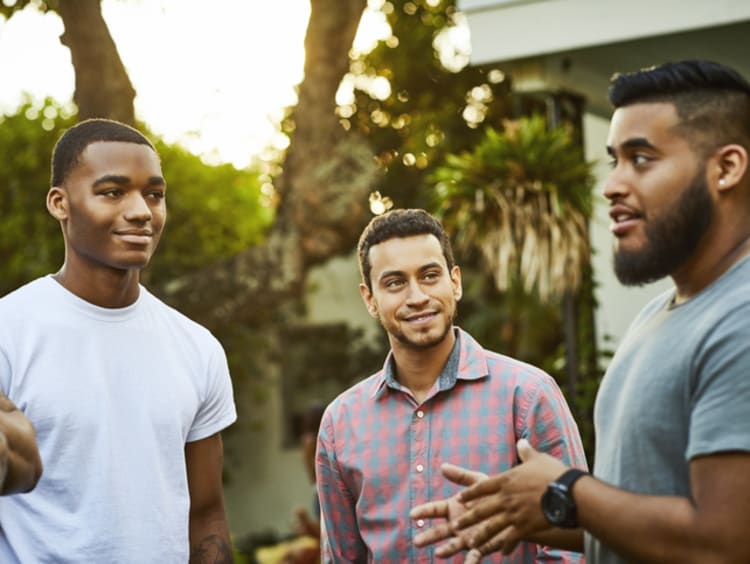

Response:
(57, 0), (136, 125)
(160, 0), (380, 331)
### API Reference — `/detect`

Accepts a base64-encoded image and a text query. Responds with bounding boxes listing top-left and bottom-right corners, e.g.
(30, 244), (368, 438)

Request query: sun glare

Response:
(0, 1), (400, 168)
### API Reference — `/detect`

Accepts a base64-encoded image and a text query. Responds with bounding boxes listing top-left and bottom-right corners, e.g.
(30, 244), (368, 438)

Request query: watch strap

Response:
(555, 468), (588, 492)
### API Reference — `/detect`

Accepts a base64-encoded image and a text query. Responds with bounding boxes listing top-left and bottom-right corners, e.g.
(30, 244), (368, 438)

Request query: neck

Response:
(390, 328), (456, 403)
(53, 263), (142, 308)
(672, 229), (750, 305)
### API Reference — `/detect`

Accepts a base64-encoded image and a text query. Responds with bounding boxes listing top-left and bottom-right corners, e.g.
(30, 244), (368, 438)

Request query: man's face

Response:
(52, 141), (167, 273)
(360, 234), (462, 351)
(604, 102), (714, 285)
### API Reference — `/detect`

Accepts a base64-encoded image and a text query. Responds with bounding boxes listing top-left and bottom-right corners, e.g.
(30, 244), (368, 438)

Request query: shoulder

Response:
(139, 286), (223, 350)
(0, 277), (50, 311)
(0, 278), (55, 335)
(319, 370), (385, 437)
(457, 328), (563, 401)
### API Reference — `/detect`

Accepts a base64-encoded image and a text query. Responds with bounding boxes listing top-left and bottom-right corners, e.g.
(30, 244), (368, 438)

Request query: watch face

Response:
(542, 485), (576, 528)
(545, 491), (567, 522)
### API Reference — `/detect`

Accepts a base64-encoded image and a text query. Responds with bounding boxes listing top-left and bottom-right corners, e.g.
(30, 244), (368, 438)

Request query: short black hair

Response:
(357, 208), (455, 291)
(608, 60), (750, 156)
(51, 118), (156, 186)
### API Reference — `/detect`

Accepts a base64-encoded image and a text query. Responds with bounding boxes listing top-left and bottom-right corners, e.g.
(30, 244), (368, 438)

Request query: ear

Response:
(359, 283), (379, 318)
(46, 186), (69, 221)
(451, 265), (463, 301)
(713, 144), (748, 193)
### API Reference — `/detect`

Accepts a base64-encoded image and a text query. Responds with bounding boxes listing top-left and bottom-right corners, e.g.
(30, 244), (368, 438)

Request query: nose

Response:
(602, 167), (629, 203)
(405, 279), (429, 306)
(123, 193), (152, 222)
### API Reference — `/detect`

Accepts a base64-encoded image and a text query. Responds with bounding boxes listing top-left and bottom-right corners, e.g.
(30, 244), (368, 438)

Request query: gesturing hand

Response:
(411, 439), (571, 561)
(410, 464), (488, 559)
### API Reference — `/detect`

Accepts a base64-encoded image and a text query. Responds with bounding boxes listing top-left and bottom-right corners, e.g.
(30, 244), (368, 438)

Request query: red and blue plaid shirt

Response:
(316, 328), (587, 563)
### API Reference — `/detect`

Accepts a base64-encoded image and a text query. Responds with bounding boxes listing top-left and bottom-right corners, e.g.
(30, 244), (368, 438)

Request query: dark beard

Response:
(614, 169), (713, 286)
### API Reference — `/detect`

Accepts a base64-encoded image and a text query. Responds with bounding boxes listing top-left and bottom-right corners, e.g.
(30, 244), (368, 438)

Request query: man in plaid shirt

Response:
(316, 209), (587, 563)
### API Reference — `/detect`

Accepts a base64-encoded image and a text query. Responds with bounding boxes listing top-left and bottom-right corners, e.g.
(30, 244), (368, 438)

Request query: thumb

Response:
(516, 438), (537, 463)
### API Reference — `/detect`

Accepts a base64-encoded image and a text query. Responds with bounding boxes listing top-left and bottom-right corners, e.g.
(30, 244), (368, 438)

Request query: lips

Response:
(403, 311), (438, 325)
(114, 229), (153, 245)
(609, 204), (642, 236)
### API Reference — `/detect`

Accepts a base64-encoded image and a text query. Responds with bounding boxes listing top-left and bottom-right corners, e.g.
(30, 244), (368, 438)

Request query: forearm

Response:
(188, 508), (233, 564)
(528, 528), (584, 553)
(0, 396), (43, 494)
(577, 476), (732, 563)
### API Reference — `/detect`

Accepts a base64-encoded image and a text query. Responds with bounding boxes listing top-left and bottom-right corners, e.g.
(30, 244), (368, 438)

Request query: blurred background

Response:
(2, 0), (749, 560)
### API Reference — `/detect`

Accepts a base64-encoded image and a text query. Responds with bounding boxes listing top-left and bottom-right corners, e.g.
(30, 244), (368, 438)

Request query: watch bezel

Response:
(541, 468), (587, 528)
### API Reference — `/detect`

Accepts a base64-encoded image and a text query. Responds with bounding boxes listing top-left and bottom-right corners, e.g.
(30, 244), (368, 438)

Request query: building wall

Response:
(224, 252), (378, 539)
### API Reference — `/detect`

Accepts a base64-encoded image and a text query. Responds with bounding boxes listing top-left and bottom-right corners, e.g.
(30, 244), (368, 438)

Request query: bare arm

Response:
(429, 441), (750, 563)
(574, 452), (750, 563)
(0, 392), (42, 495)
(185, 433), (233, 563)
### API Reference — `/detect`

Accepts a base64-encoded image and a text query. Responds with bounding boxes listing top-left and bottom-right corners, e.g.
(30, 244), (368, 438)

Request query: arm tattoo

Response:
(189, 534), (233, 564)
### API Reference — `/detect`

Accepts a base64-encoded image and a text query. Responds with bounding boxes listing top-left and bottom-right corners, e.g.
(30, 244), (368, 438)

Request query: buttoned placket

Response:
(411, 404), (429, 562)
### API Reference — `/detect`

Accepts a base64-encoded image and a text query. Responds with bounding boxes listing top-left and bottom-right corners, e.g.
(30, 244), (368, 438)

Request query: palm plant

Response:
(432, 114), (595, 302)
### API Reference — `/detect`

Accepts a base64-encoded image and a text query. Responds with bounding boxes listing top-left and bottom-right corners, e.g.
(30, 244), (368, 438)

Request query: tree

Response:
(1, 0), (135, 124)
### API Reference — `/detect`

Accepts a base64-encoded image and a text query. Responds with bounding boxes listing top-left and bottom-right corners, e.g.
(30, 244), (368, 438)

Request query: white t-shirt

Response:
(0, 276), (237, 563)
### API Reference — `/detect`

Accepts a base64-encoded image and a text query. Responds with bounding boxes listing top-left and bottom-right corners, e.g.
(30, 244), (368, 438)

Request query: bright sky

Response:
(0, 0), (391, 168)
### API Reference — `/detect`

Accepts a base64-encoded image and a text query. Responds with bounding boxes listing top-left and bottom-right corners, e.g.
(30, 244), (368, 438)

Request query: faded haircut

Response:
(51, 118), (156, 186)
(608, 59), (750, 157)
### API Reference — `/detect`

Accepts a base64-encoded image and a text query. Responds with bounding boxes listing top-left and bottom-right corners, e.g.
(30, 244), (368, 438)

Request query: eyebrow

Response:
(606, 137), (657, 156)
(93, 174), (166, 187)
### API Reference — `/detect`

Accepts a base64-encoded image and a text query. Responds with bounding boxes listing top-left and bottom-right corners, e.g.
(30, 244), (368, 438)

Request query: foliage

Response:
(0, 99), (74, 296)
(431, 115), (596, 301)
(346, 0), (513, 209)
(0, 0), (57, 20)
(144, 141), (273, 285)
(0, 99), (272, 296)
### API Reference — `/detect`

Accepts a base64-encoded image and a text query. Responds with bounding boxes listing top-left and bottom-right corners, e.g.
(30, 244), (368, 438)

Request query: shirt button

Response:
(417, 519), (425, 528)
(416, 410), (425, 418)
(416, 464), (424, 472)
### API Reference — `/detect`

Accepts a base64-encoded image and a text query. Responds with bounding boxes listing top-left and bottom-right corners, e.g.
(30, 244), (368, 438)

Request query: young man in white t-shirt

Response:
(0, 119), (237, 563)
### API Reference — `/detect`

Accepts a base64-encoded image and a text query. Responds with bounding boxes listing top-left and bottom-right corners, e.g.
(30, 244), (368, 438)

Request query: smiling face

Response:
(359, 234), (462, 352)
(48, 141), (167, 276)
(604, 102), (715, 285)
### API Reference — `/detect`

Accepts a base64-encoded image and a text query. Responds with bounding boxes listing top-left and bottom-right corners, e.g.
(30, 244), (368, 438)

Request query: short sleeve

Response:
(687, 304), (750, 459)
(186, 337), (237, 442)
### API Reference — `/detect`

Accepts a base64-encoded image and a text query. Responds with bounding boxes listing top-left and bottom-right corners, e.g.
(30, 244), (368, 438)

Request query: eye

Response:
(148, 190), (166, 200)
(101, 188), (122, 198)
(384, 278), (404, 289)
(632, 153), (651, 166)
(423, 271), (440, 282)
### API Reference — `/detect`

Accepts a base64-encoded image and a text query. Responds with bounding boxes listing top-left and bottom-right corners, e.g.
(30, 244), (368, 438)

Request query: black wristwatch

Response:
(541, 468), (588, 528)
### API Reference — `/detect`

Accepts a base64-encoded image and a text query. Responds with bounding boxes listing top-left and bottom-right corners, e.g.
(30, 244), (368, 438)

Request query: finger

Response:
(441, 463), (488, 487)
(411, 499), (450, 519)
(458, 475), (505, 503)
(454, 496), (507, 530)
(464, 511), (511, 547)
(433, 535), (468, 558)
(516, 438), (536, 462)
(413, 521), (455, 547)
(464, 548), (483, 564)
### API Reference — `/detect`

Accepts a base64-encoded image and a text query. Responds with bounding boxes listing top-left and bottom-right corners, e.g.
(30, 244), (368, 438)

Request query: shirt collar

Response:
(369, 327), (488, 399)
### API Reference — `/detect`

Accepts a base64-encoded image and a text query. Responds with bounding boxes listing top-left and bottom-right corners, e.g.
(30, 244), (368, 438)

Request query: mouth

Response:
(403, 311), (438, 325)
(114, 230), (153, 245)
(609, 204), (642, 236)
